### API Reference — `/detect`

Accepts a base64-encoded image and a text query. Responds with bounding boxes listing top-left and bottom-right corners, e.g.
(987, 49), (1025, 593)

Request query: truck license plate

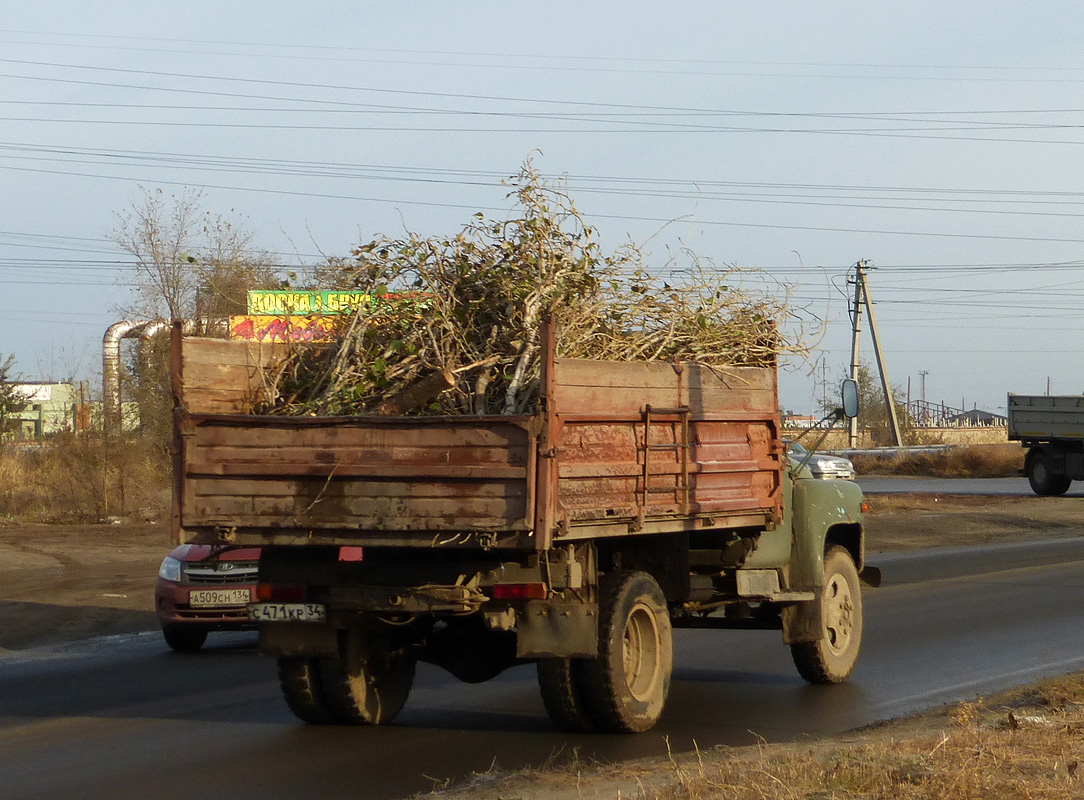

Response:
(189, 587), (252, 607)
(248, 603), (327, 623)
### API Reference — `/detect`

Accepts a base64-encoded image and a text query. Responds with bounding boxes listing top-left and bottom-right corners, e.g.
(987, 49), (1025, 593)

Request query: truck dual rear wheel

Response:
(791, 546), (863, 684)
(580, 570), (672, 733)
(1027, 451), (1071, 496)
(278, 656), (337, 724)
(537, 658), (595, 732)
(318, 631), (416, 725)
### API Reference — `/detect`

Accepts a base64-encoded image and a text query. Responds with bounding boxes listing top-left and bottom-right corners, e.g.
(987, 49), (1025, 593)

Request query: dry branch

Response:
(255, 160), (818, 417)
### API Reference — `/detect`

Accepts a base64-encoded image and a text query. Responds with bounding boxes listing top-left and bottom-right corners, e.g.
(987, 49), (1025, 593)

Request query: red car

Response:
(154, 544), (260, 651)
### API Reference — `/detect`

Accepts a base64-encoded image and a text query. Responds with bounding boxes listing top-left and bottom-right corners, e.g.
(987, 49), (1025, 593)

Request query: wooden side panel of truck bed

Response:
(552, 359), (780, 538)
(173, 331), (781, 548)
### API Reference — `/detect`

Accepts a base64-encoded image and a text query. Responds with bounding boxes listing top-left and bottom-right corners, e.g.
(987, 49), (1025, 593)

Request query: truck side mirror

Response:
(840, 379), (859, 419)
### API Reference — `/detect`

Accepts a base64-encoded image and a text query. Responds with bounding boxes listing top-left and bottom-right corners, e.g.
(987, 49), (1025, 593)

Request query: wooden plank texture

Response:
(183, 415), (535, 533)
(176, 344), (781, 542)
(180, 337), (288, 414)
(553, 359), (776, 417)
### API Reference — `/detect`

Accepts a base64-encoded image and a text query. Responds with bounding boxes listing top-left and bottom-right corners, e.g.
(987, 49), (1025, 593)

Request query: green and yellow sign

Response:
(246, 290), (373, 316)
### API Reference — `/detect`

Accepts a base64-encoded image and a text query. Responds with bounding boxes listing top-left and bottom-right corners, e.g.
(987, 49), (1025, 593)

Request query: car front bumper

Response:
(155, 578), (258, 631)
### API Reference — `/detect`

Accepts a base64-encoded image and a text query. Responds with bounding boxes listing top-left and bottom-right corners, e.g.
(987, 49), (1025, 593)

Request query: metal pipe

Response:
(103, 319), (199, 434)
(103, 320), (146, 435)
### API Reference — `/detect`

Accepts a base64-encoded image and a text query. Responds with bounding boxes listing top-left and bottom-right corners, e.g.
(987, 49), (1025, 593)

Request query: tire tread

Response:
(277, 656), (336, 724)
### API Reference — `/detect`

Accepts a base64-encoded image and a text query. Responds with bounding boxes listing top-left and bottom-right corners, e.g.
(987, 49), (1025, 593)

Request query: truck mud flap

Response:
(516, 600), (598, 659)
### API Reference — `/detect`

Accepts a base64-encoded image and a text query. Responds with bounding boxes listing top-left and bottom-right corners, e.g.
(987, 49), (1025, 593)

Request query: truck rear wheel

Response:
(318, 631), (416, 725)
(1027, 451), (1071, 496)
(537, 658), (594, 732)
(580, 571), (672, 733)
(791, 546), (862, 684)
(277, 656), (337, 724)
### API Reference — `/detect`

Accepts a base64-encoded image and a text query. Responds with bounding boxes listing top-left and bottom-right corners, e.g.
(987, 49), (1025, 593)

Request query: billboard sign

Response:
(246, 290), (372, 316)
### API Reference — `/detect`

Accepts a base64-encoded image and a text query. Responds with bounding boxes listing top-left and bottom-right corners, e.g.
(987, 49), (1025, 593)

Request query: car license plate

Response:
(188, 587), (252, 607)
(248, 603), (327, 623)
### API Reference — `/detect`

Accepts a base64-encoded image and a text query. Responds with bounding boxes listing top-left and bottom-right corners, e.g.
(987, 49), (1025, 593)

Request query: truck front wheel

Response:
(537, 658), (594, 732)
(1027, 451), (1071, 496)
(318, 631), (416, 725)
(791, 546), (862, 684)
(277, 657), (337, 724)
(581, 571), (672, 733)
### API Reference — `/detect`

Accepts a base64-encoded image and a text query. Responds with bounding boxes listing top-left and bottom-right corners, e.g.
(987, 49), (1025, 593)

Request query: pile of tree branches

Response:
(259, 162), (813, 417)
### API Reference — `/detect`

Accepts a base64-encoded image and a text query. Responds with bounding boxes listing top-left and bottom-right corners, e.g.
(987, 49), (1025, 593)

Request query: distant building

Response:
(9, 381), (91, 440)
(945, 408), (1007, 427)
(781, 413), (818, 428)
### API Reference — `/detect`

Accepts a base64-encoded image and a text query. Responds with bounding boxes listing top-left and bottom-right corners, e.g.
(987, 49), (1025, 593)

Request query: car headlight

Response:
(811, 457), (835, 471)
(158, 556), (182, 582)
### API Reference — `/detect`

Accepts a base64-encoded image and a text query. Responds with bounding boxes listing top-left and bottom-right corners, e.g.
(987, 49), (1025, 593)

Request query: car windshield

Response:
(786, 442), (809, 458)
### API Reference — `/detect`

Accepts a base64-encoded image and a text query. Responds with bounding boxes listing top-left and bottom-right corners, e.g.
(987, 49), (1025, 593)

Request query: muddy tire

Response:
(1027, 451), (1071, 496)
(791, 546), (862, 684)
(537, 658), (595, 732)
(580, 571), (672, 734)
(162, 625), (207, 652)
(277, 656), (337, 724)
(318, 631), (416, 725)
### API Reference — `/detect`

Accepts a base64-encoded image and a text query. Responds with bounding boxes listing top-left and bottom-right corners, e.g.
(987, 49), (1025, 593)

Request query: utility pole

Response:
(919, 370), (928, 425)
(847, 263), (864, 447)
(848, 260), (903, 447)
(821, 358), (828, 413)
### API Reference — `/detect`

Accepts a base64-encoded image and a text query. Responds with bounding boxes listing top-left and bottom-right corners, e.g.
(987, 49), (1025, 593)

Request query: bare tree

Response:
(112, 187), (204, 320)
(111, 187), (281, 323)
(109, 187), (281, 449)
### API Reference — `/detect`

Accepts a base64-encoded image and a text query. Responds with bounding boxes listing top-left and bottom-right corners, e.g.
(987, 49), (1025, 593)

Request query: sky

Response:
(4, 2), (1084, 416)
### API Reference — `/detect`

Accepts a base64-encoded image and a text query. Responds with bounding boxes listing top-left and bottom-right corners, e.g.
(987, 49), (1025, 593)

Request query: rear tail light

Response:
(256, 584), (306, 602)
(338, 546), (364, 562)
(491, 582), (548, 601)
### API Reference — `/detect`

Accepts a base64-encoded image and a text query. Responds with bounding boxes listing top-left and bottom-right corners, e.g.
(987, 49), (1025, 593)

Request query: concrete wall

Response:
(783, 426), (1010, 451)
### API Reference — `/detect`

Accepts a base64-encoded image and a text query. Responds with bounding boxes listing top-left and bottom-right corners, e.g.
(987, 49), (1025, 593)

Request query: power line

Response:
(4, 30), (1084, 84)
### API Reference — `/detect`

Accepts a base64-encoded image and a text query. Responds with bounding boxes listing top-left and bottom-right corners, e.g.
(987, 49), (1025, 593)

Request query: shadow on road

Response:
(0, 600), (158, 650)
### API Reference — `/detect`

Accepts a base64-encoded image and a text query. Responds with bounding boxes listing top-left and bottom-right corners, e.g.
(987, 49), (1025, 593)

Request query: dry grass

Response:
(0, 434), (169, 524)
(850, 444), (1025, 479)
(433, 673), (1084, 800)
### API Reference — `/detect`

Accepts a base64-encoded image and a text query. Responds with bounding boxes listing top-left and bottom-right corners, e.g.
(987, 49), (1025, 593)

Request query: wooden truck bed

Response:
(172, 324), (782, 550)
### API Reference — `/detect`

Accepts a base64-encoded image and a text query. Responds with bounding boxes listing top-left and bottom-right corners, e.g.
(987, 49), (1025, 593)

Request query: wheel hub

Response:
(824, 571), (854, 656)
(623, 601), (662, 702)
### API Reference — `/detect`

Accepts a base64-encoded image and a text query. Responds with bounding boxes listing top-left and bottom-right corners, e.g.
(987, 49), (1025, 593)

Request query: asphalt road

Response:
(859, 475), (1084, 496)
(3, 538), (1084, 799)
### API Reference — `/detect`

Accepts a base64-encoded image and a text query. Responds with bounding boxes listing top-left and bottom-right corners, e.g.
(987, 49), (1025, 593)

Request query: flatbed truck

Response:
(1008, 393), (1084, 495)
(171, 321), (870, 733)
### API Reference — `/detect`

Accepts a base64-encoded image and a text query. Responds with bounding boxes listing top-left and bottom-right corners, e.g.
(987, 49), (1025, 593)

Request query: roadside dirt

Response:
(0, 521), (171, 650)
(1, 491), (1082, 652)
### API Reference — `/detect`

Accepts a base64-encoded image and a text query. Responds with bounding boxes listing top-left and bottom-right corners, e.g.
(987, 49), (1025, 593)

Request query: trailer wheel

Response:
(537, 658), (595, 732)
(1027, 451), (1071, 496)
(318, 631), (416, 725)
(581, 571), (672, 733)
(791, 546), (862, 684)
(277, 657), (337, 724)
(162, 625), (207, 652)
